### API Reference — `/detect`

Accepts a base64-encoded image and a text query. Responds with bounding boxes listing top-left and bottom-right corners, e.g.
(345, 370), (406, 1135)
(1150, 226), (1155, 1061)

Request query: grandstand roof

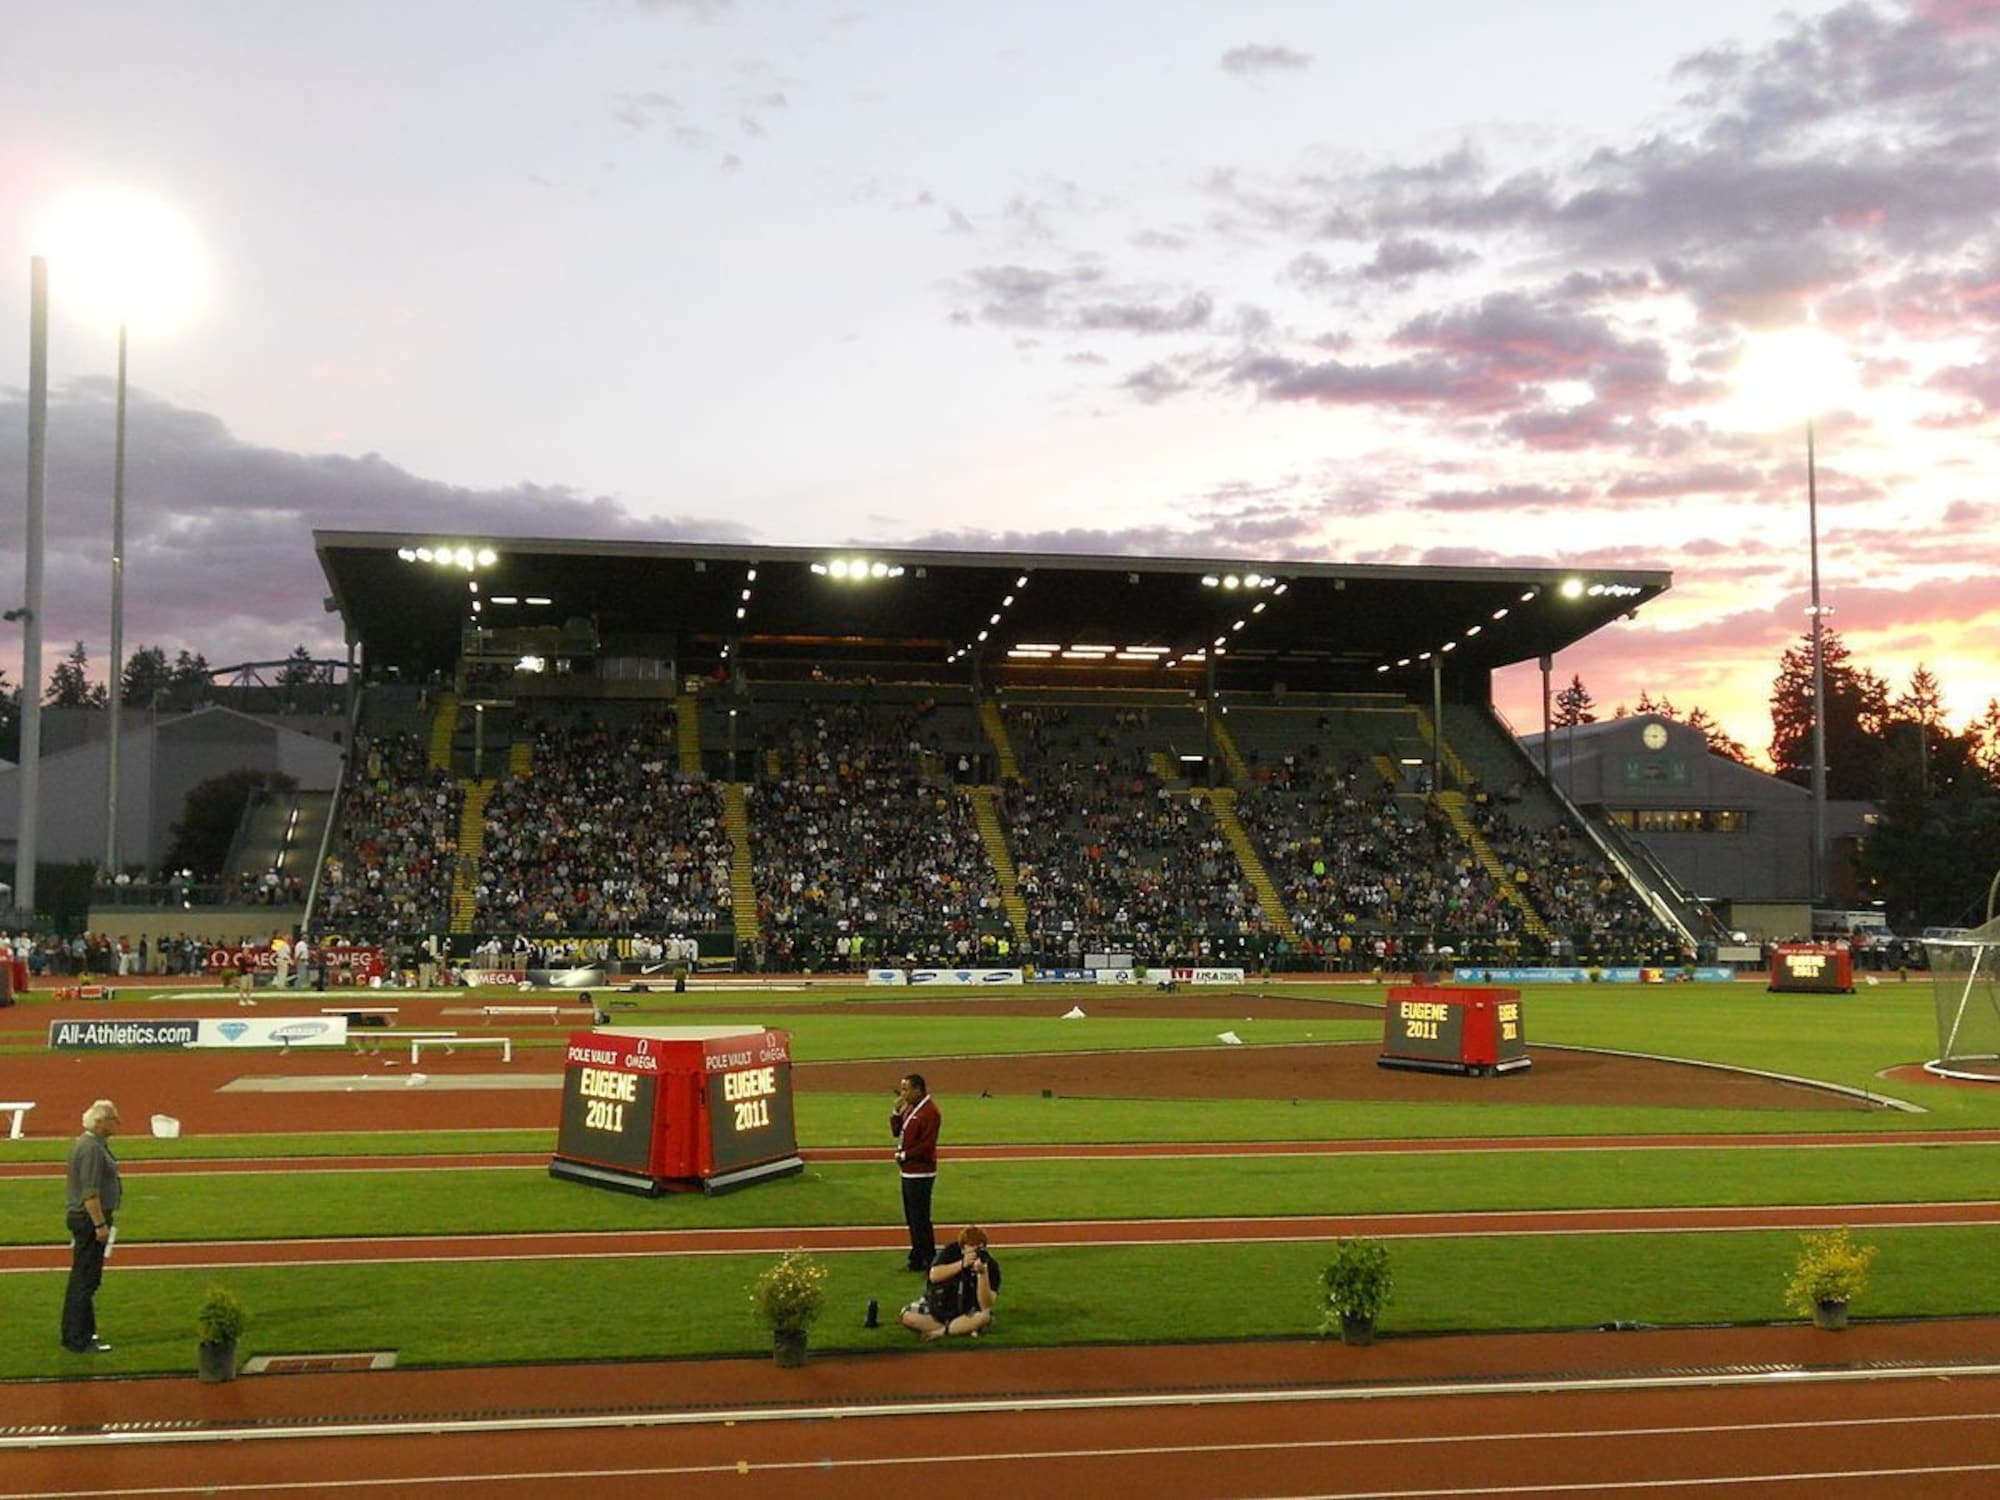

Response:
(314, 531), (1670, 691)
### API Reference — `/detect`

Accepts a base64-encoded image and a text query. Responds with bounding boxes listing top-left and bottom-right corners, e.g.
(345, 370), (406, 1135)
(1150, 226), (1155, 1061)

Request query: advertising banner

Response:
(1450, 965), (1735, 985)
(1039, 968), (1097, 984)
(48, 1018), (199, 1050)
(193, 1016), (349, 1048)
(461, 968), (529, 987)
(1170, 967), (1247, 985)
(865, 969), (909, 986)
(1094, 967), (1137, 985)
(907, 968), (1025, 986)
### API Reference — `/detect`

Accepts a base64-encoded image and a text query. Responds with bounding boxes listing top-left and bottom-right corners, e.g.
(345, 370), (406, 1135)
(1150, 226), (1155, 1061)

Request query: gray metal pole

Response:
(106, 322), (128, 876)
(17, 259), (49, 916)
(1807, 420), (1828, 904)
(1431, 657), (1444, 792)
(1539, 653), (1553, 786)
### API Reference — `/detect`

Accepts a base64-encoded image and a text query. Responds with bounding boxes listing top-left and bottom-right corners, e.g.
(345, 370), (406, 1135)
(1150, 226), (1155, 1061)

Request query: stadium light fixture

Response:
(476, 548), (498, 567)
(1464, 624), (1481, 636)
(1252, 601), (1266, 614)
(1491, 608), (1508, 620)
(397, 548), (417, 562)
(1016, 575), (1028, 588)
(490, 595), (518, 604)
(1440, 641), (1455, 651)
(1222, 575), (1240, 589)
(1520, 590), (1537, 602)
(1559, 577), (1586, 599)
(525, 596), (552, 607)
(516, 655), (545, 673)
(1201, 575), (1220, 587)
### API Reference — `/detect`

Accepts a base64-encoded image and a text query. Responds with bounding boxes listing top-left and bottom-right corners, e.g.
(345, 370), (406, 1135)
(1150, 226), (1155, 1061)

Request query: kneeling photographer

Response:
(900, 1225), (1001, 1341)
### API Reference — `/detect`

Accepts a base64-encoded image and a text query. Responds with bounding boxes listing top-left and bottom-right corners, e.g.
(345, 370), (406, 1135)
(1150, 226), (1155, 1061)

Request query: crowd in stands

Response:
(221, 869), (310, 906)
(475, 711), (733, 934)
(1001, 706), (1265, 951)
(273, 692), (1693, 966)
(315, 730), (462, 935)
(1237, 754), (1526, 959)
(748, 700), (1003, 966)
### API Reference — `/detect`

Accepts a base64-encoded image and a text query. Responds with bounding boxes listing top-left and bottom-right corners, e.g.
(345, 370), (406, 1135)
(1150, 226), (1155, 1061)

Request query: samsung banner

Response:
(907, 968), (1025, 986)
(866, 969), (909, 986)
(195, 1017), (349, 1048)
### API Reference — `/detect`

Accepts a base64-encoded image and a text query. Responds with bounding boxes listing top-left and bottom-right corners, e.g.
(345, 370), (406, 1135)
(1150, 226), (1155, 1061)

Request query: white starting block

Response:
(1, 1102), (33, 1140)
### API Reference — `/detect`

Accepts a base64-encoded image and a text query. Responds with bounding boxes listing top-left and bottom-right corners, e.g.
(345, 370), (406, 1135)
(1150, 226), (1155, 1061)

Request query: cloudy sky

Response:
(3, 0), (1997, 758)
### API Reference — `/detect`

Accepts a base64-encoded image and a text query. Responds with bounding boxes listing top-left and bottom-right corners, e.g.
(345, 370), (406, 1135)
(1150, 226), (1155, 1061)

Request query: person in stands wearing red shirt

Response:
(890, 1072), (940, 1273)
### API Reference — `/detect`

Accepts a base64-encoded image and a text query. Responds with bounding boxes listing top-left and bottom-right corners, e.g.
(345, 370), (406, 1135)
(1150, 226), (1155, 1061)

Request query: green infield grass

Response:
(2, 1225), (1994, 1379)
(4, 1142), (1999, 1245)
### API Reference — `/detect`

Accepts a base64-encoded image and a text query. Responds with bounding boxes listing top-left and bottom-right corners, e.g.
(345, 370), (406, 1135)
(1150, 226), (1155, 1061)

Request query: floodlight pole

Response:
(16, 259), (50, 917)
(1807, 419), (1828, 906)
(105, 321), (128, 877)
(1538, 653), (1553, 787)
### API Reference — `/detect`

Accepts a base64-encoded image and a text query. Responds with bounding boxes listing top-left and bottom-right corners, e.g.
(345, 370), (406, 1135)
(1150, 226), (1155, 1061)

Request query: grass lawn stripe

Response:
(6, 1145), (2000, 1245)
(2, 1226), (1994, 1378)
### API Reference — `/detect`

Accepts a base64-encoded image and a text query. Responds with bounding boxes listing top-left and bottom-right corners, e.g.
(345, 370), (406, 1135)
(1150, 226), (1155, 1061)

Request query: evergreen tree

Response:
(1552, 675), (1596, 728)
(1767, 627), (1888, 799)
(277, 645), (319, 687)
(1975, 698), (2000, 790)
(44, 642), (107, 708)
(168, 650), (212, 709)
(120, 645), (174, 707)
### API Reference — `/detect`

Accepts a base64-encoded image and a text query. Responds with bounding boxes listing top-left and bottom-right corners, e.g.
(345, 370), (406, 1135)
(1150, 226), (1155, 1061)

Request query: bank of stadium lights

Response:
(1200, 572), (1280, 591)
(397, 545), (499, 571)
(811, 556), (905, 580)
(947, 573), (1032, 664)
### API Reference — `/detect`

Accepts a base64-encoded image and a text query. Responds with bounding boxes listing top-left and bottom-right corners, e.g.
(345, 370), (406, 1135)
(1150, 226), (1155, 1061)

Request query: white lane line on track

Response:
(7, 1385), (2000, 1474)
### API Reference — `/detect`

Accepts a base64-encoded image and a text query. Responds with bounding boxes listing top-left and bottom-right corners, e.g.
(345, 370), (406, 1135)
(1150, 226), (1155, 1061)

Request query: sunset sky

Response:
(3, 0), (1998, 761)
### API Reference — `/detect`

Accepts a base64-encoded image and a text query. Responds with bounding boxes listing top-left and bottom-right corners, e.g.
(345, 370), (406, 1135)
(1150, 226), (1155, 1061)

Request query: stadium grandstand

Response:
(296, 532), (1692, 970)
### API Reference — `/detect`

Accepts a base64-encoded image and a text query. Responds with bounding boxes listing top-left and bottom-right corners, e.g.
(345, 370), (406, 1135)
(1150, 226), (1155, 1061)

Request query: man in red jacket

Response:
(890, 1072), (939, 1272)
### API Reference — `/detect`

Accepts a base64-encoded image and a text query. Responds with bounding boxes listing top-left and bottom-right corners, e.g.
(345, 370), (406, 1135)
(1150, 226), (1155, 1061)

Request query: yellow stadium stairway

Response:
(722, 783), (762, 953)
(1410, 707), (1472, 790)
(1208, 712), (1253, 785)
(448, 778), (494, 935)
(979, 698), (1021, 782)
(765, 748), (783, 779)
(1149, 750), (1177, 782)
(1433, 790), (1552, 943)
(677, 690), (703, 778)
(508, 740), (532, 778)
(1371, 753), (1403, 789)
(966, 785), (1031, 947)
(427, 692), (459, 772)
(1193, 785), (1299, 946)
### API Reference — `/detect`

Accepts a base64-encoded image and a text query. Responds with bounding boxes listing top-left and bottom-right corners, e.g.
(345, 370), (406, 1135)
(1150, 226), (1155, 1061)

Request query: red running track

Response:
(6, 1322), (2000, 1497)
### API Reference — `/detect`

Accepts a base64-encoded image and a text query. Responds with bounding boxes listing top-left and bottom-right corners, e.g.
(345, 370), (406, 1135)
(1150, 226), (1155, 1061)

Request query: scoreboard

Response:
(1768, 943), (1855, 994)
(1378, 985), (1530, 1076)
(550, 1025), (804, 1195)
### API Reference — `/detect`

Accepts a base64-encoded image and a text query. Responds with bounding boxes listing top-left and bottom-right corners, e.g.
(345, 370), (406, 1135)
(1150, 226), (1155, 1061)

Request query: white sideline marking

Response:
(4, 1368), (2000, 1466)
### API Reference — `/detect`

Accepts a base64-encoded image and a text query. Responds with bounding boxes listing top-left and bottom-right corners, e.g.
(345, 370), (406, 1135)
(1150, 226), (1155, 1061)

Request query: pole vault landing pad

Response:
(218, 1074), (564, 1092)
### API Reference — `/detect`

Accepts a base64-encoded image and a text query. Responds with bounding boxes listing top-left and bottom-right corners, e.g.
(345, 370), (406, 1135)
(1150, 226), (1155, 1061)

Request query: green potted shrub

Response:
(1319, 1238), (1393, 1346)
(196, 1285), (247, 1383)
(751, 1251), (828, 1367)
(1785, 1228), (1877, 1330)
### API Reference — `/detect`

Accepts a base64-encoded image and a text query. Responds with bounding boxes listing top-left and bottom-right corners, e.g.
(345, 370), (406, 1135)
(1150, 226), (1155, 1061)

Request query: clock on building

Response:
(1641, 721), (1669, 750)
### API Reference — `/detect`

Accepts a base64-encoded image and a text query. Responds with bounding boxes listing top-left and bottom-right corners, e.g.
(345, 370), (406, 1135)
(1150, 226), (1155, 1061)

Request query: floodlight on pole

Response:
(1731, 326), (1857, 907)
(35, 187), (206, 879)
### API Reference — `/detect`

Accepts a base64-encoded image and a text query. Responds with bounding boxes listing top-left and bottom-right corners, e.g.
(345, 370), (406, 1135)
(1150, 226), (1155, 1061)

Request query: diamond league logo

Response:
(218, 1022), (249, 1041)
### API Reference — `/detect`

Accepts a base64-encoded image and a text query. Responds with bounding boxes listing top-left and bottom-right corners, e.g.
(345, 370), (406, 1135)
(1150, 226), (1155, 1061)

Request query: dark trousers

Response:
(62, 1210), (108, 1350)
(900, 1174), (936, 1270)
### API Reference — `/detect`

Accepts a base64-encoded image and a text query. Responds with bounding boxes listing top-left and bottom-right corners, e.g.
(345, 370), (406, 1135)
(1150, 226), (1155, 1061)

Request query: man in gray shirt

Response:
(63, 1099), (122, 1354)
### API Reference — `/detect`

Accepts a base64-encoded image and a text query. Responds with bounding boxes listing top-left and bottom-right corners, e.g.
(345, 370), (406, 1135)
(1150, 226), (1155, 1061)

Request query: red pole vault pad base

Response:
(1378, 985), (1530, 1077)
(548, 1025), (805, 1196)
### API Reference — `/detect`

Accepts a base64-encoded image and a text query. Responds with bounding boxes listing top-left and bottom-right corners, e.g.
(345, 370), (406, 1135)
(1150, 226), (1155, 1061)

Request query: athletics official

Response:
(890, 1072), (940, 1272)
